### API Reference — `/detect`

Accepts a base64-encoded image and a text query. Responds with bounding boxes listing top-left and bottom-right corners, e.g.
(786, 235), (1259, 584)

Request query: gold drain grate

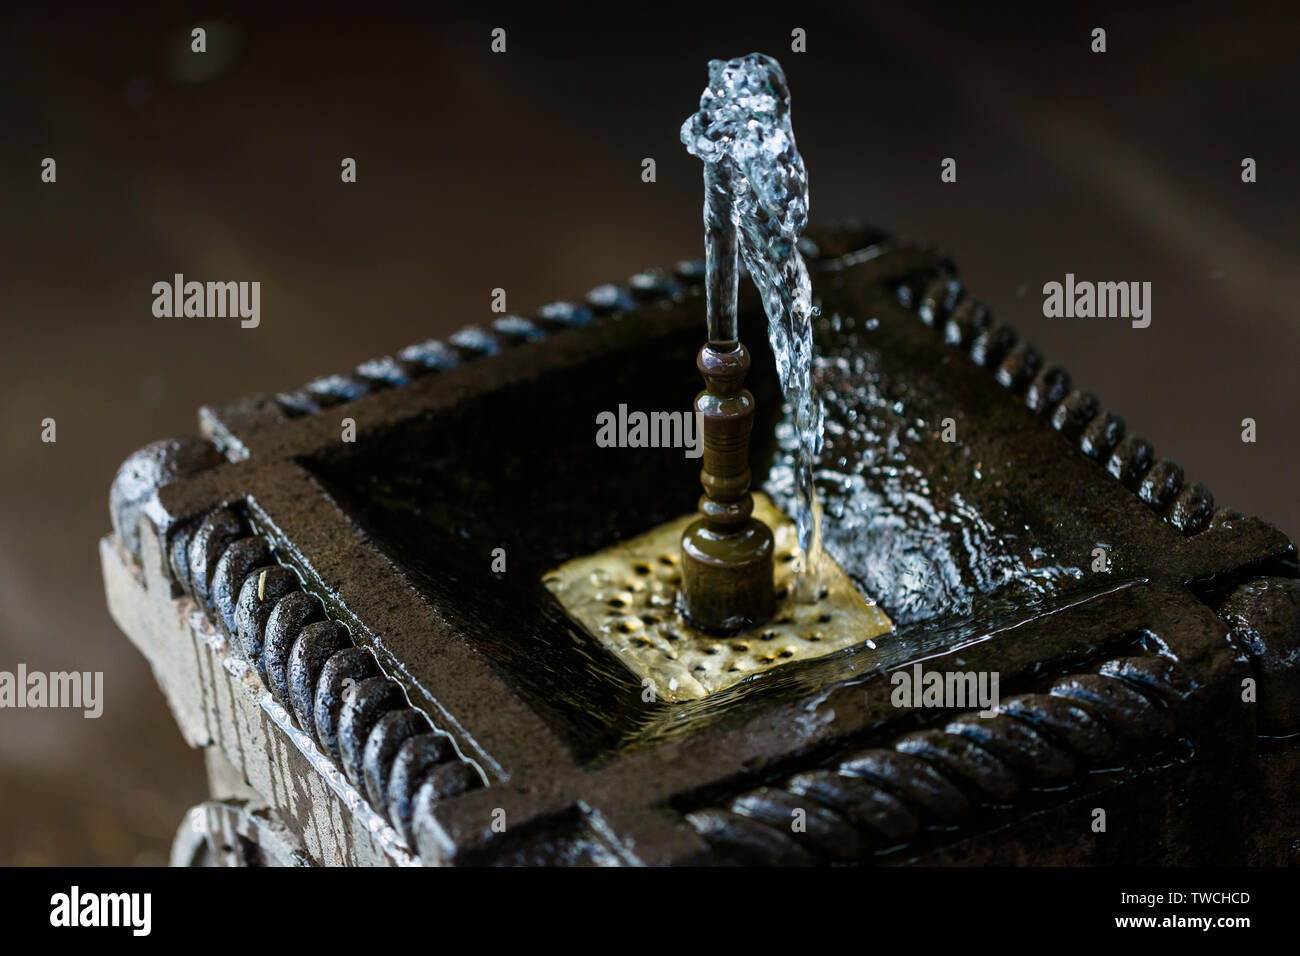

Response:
(543, 494), (893, 701)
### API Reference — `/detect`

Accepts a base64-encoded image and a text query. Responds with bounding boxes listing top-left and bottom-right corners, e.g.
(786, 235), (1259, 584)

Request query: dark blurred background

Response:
(1, 2), (1295, 864)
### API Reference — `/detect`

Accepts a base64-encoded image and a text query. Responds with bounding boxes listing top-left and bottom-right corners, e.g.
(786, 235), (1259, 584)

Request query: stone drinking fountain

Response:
(103, 54), (1300, 866)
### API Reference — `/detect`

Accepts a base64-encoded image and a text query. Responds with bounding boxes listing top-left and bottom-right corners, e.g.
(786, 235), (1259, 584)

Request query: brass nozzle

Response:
(680, 342), (775, 632)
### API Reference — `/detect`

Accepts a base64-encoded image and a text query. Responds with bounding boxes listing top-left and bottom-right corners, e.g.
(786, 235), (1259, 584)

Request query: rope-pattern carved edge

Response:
(112, 231), (1225, 863)
(213, 234), (1215, 539)
(900, 271), (1215, 536)
(167, 503), (483, 851)
(112, 262), (710, 860)
(685, 652), (1194, 865)
(269, 265), (703, 418)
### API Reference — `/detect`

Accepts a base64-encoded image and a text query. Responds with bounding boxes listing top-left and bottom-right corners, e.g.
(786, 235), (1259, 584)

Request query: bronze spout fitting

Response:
(680, 342), (775, 632)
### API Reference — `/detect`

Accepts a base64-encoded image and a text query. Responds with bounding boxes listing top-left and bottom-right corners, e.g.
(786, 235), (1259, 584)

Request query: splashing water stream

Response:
(682, 53), (825, 601)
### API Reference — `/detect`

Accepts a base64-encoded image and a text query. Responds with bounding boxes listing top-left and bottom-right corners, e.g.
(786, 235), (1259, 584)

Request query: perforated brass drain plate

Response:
(543, 494), (893, 701)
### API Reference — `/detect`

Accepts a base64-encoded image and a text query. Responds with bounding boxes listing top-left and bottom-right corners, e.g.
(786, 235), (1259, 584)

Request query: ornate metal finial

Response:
(679, 339), (775, 632)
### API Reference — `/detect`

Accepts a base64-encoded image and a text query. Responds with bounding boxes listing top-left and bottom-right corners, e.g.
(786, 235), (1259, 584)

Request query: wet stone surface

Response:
(114, 229), (1297, 865)
(291, 236), (1294, 771)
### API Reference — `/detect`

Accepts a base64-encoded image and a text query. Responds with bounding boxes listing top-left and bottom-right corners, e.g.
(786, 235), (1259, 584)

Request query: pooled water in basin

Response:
(763, 309), (1086, 626)
(303, 247), (1112, 762)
